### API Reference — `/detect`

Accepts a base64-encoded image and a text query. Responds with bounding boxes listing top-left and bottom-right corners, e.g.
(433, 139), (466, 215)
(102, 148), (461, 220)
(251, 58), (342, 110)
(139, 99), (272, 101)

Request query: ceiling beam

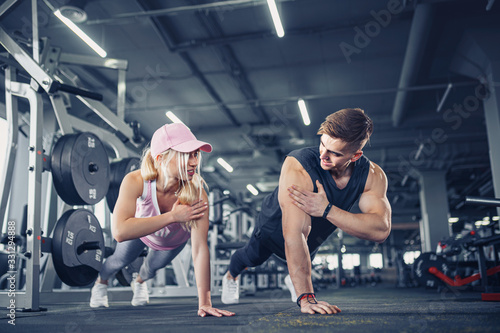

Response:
(179, 52), (242, 126)
(85, 0), (296, 26)
(193, 7), (270, 123)
(168, 12), (413, 52)
(124, 80), (478, 114)
(392, 3), (436, 127)
(136, 0), (241, 126)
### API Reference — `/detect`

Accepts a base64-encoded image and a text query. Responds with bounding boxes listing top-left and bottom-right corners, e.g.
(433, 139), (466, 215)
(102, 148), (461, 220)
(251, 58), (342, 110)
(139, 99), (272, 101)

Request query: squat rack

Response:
(0, 0), (139, 311)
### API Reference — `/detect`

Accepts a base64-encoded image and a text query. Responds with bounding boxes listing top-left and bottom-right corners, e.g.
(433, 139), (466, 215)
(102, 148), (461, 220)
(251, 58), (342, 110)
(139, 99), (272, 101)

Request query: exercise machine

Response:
(413, 196), (500, 301)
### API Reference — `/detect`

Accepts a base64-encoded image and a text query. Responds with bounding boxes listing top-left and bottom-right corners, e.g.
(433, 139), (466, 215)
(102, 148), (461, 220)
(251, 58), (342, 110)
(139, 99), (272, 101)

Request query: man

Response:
(221, 108), (391, 314)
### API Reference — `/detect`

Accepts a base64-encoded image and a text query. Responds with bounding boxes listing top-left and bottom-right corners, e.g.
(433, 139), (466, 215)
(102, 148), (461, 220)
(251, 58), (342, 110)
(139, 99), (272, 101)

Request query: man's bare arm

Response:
(279, 157), (341, 314)
(279, 157), (314, 297)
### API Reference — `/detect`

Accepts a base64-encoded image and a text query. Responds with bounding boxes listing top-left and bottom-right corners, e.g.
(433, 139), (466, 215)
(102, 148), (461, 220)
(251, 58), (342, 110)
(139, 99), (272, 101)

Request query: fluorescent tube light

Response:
(298, 98), (311, 126)
(217, 158), (233, 173)
(54, 9), (107, 58)
(165, 111), (184, 124)
(246, 184), (259, 196)
(436, 82), (452, 113)
(475, 220), (490, 226)
(266, 0), (284, 38)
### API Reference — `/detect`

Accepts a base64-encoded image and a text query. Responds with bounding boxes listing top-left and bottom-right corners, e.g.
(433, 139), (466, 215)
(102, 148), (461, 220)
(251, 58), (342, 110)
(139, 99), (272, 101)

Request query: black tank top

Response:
(257, 147), (370, 260)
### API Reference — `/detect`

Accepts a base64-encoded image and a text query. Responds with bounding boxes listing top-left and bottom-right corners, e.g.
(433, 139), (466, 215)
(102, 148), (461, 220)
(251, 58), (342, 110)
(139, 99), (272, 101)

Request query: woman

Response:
(90, 123), (234, 318)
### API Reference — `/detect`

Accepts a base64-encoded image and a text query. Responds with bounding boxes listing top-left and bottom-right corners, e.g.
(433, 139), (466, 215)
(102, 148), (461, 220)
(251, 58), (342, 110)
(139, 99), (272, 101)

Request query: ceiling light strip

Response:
(54, 9), (107, 58)
(165, 111), (184, 124)
(217, 158), (234, 173)
(298, 98), (311, 126)
(266, 0), (284, 38)
(246, 184), (259, 196)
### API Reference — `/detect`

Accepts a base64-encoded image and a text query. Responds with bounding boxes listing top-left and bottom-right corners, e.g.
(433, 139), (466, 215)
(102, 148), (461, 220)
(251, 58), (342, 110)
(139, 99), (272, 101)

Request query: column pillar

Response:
(419, 171), (450, 252)
(482, 61), (500, 215)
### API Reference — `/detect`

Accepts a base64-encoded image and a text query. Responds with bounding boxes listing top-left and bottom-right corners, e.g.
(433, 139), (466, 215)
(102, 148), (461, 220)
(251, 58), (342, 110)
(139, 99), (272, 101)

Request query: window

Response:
(313, 254), (339, 270)
(326, 254), (338, 270)
(342, 253), (360, 270)
(369, 253), (383, 269)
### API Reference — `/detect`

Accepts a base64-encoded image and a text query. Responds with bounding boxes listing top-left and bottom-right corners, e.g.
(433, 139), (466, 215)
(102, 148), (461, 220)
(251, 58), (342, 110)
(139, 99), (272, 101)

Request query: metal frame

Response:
(0, 4), (202, 309)
(0, 80), (44, 310)
(0, 0), (19, 17)
(56, 51), (129, 126)
(0, 67), (19, 229)
(0, 1), (138, 309)
(25, 79), (44, 310)
(0, 25), (139, 148)
(67, 115), (132, 158)
(0, 27), (54, 94)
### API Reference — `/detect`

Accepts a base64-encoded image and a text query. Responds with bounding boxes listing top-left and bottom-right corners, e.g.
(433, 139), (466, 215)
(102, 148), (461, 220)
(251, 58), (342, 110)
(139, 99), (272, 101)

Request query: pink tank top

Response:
(138, 180), (190, 250)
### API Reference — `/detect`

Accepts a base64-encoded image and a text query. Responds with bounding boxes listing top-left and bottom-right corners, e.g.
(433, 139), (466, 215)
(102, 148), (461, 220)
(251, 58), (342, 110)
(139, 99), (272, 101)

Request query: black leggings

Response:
(228, 228), (318, 278)
(228, 228), (276, 278)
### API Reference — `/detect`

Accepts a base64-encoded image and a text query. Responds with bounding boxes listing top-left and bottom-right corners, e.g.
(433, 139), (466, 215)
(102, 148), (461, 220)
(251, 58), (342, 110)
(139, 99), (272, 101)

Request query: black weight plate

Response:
(51, 133), (110, 205)
(50, 135), (74, 203)
(413, 252), (450, 288)
(105, 157), (140, 212)
(60, 134), (80, 204)
(70, 133), (110, 205)
(52, 134), (83, 205)
(52, 209), (105, 287)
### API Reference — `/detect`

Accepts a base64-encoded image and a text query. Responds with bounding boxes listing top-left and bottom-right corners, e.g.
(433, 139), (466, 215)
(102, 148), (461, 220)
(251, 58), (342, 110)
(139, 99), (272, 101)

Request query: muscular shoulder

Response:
(279, 156), (313, 190)
(364, 161), (388, 194)
(282, 156), (310, 177)
(283, 155), (306, 171)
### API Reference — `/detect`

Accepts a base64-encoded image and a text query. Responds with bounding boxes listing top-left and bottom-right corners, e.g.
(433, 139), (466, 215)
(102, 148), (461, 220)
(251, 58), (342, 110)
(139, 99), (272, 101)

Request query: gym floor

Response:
(4, 285), (500, 332)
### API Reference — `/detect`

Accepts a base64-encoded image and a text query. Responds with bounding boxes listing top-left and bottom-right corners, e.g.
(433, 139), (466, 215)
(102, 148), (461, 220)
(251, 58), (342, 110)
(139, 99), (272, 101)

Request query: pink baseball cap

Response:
(150, 123), (212, 157)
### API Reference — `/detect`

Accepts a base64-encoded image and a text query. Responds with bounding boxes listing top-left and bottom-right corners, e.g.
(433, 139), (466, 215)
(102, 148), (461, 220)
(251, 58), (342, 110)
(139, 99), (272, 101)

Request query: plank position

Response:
(221, 108), (391, 314)
(90, 123), (234, 318)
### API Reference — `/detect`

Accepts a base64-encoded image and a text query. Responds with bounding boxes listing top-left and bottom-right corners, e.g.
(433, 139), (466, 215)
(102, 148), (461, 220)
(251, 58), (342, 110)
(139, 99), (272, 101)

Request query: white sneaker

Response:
(90, 283), (109, 308)
(131, 280), (149, 306)
(284, 275), (297, 303)
(221, 272), (239, 304)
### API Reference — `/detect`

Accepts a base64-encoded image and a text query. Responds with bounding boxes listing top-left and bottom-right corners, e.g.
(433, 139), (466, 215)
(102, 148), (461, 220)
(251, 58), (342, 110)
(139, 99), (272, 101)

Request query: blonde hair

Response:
(140, 147), (207, 231)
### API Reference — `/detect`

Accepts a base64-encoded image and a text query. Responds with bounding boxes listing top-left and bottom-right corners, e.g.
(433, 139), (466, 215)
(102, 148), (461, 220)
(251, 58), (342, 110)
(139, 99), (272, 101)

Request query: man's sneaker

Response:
(131, 280), (149, 306)
(90, 283), (109, 308)
(284, 275), (297, 303)
(221, 272), (239, 304)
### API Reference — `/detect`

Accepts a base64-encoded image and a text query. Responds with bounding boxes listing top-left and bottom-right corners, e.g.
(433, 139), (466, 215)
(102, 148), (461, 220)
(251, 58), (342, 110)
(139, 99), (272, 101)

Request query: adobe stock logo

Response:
(339, 0), (405, 64)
